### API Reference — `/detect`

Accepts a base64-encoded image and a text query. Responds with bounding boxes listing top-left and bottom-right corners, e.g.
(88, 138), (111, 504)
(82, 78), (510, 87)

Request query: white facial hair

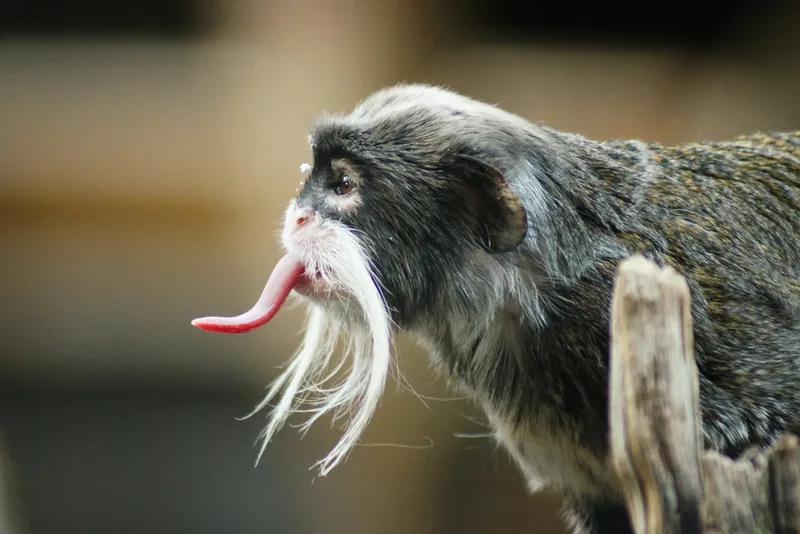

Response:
(240, 213), (394, 476)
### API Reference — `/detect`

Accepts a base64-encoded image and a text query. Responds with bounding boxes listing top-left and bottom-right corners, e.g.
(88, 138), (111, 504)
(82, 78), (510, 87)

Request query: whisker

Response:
(357, 437), (434, 450)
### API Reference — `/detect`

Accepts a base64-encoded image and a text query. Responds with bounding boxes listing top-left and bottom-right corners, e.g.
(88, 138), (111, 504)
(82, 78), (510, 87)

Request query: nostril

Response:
(294, 208), (314, 228)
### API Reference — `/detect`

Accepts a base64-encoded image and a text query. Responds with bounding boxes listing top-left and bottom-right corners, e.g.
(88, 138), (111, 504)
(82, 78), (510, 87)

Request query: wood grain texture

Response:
(608, 255), (800, 534)
(609, 255), (703, 534)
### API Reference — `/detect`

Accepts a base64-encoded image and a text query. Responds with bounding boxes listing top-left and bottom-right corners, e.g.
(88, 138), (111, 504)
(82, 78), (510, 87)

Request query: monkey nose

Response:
(293, 207), (315, 230)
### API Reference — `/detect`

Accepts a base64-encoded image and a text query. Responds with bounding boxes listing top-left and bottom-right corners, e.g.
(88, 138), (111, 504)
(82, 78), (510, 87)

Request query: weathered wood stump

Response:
(608, 256), (800, 534)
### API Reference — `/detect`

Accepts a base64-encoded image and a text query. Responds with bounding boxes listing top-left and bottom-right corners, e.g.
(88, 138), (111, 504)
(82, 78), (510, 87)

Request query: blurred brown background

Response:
(0, 1), (798, 533)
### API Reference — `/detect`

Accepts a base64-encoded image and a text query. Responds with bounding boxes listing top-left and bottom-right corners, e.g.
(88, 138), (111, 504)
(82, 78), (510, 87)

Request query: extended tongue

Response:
(191, 255), (306, 334)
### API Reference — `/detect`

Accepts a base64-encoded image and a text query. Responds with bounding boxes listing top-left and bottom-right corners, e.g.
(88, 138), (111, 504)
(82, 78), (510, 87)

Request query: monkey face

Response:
(190, 84), (528, 474)
(283, 107), (528, 327)
(195, 86), (528, 333)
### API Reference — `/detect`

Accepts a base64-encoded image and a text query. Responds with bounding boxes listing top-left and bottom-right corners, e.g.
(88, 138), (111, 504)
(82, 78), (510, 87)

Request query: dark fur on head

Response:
(289, 84), (800, 534)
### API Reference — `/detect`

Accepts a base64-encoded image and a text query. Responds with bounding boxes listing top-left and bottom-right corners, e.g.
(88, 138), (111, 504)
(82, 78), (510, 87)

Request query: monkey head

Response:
(191, 84), (530, 474)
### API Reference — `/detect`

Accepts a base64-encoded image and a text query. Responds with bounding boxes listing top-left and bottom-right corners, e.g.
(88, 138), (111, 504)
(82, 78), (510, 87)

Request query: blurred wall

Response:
(1, 1), (798, 533)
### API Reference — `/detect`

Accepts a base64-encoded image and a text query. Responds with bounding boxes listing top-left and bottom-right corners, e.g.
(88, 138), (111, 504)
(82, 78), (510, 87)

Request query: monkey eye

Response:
(333, 175), (353, 195)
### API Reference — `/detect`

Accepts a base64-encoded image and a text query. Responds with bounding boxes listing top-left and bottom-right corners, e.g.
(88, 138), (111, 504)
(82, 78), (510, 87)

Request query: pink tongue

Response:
(191, 255), (306, 334)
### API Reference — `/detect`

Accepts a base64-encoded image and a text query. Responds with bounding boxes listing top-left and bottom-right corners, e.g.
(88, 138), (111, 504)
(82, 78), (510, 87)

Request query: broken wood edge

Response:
(608, 256), (800, 533)
(609, 255), (703, 534)
(769, 435), (800, 534)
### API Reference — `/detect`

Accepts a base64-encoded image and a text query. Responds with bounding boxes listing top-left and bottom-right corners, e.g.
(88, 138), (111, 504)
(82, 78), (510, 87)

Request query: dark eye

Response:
(333, 175), (353, 195)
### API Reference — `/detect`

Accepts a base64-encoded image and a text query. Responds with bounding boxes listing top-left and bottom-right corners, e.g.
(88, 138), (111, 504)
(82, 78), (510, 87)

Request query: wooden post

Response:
(608, 255), (800, 534)
(609, 256), (704, 534)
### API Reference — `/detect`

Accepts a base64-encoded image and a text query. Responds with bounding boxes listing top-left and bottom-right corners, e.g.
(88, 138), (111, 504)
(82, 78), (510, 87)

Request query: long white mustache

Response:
(240, 221), (395, 476)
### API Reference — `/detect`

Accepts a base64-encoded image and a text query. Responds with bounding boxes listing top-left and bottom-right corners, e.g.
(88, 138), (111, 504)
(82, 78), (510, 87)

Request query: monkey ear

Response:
(456, 155), (528, 253)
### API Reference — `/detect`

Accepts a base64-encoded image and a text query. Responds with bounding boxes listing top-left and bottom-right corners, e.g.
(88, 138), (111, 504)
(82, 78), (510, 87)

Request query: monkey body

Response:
(193, 85), (800, 534)
(415, 126), (800, 532)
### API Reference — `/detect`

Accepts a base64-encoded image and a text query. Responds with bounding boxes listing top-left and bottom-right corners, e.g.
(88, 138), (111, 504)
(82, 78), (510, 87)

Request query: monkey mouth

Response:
(292, 267), (337, 298)
(191, 255), (325, 334)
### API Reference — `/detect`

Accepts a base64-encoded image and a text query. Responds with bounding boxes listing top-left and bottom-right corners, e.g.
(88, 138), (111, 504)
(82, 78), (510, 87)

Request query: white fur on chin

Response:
(241, 211), (394, 476)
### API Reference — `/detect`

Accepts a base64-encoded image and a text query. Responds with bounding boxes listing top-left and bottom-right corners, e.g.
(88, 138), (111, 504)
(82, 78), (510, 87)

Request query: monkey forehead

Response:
(306, 84), (535, 164)
(307, 91), (485, 162)
(308, 114), (443, 159)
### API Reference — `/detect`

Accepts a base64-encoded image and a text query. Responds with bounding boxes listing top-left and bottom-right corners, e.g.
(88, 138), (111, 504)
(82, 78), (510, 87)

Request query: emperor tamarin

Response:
(192, 84), (800, 534)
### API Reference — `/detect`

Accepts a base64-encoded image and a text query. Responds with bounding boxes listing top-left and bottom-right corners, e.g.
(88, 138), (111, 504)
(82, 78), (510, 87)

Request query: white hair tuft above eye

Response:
(300, 163), (312, 174)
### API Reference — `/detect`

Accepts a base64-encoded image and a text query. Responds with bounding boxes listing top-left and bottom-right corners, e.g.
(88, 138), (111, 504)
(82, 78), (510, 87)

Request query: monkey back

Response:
(581, 131), (800, 457)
